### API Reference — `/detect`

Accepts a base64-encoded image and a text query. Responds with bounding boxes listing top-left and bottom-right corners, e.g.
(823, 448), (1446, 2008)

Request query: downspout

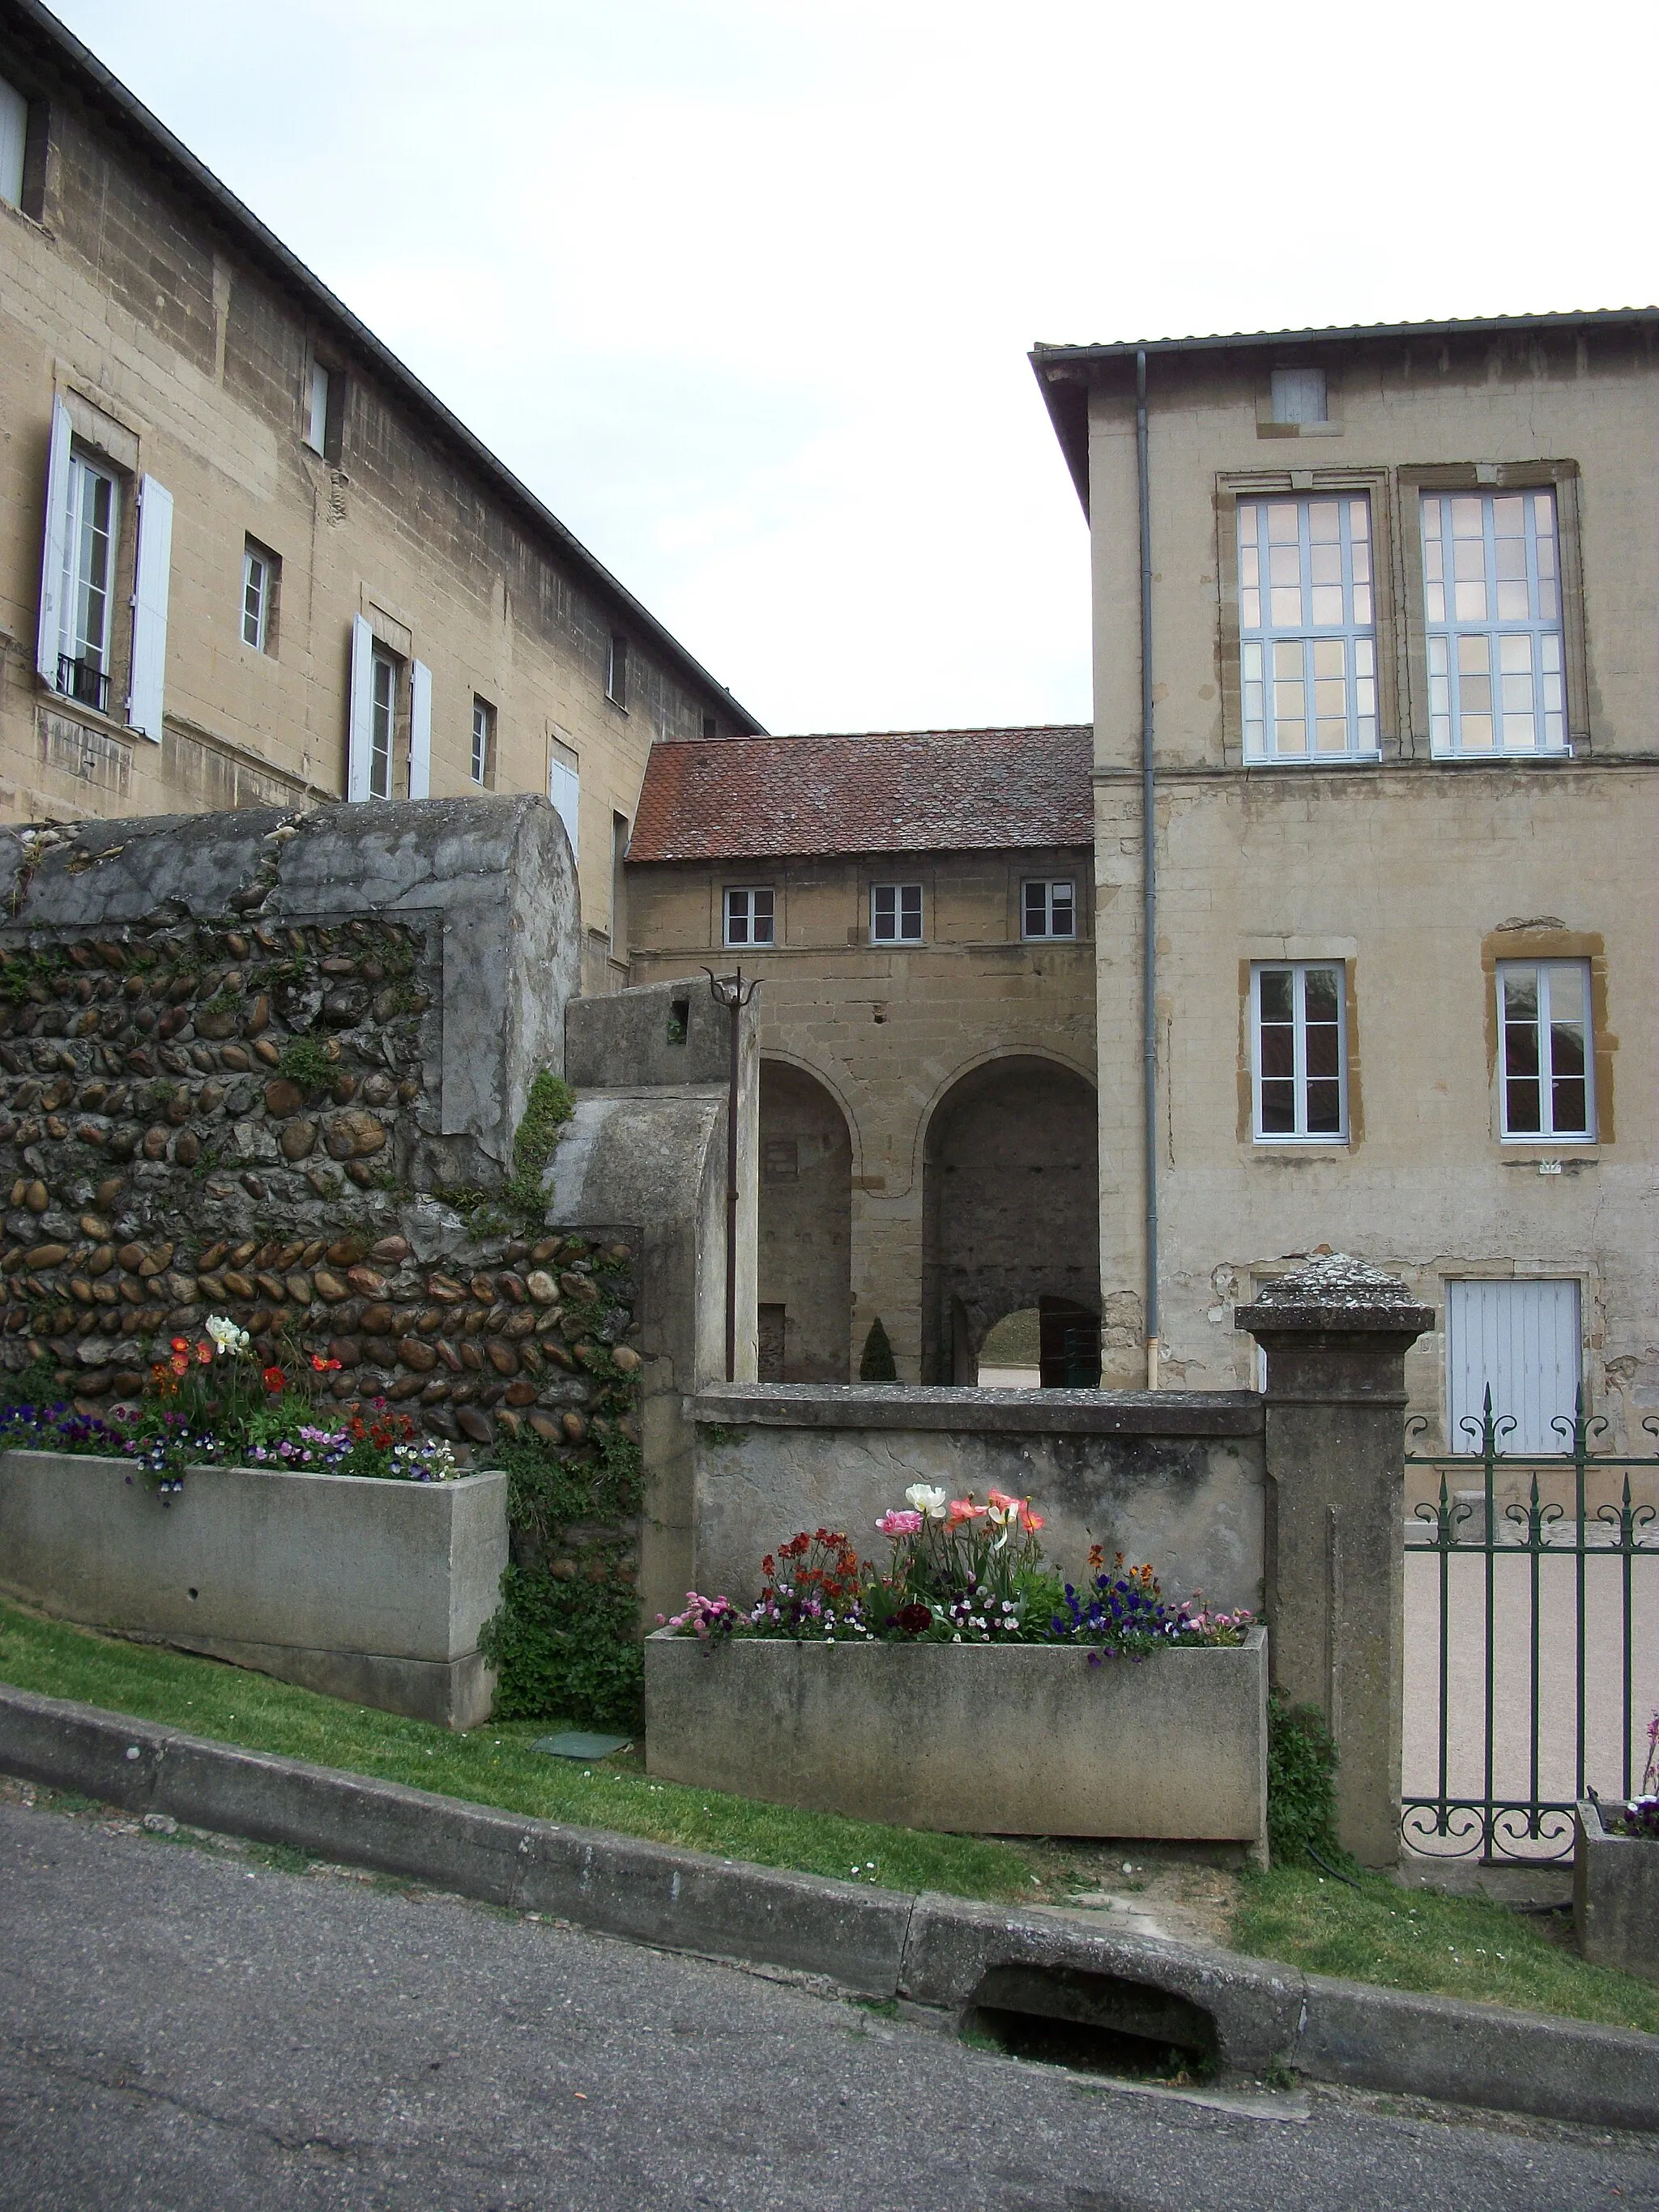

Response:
(1136, 348), (1159, 1390)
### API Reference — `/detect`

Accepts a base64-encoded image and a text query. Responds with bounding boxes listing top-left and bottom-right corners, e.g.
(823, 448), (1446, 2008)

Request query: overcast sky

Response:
(49, 0), (1659, 735)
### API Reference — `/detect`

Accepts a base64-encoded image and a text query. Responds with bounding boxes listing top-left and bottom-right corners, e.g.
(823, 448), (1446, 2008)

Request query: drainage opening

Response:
(962, 1965), (1219, 2085)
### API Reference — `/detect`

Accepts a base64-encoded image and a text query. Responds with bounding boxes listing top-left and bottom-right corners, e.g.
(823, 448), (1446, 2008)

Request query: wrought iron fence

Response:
(1403, 1389), (1659, 1863)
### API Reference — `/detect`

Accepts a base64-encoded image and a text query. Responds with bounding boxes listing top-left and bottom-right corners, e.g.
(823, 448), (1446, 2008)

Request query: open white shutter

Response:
(347, 614), (374, 801)
(549, 754), (579, 860)
(127, 474), (173, 741)
(36, 398), (72, 682)
(408, 658), (432, 799)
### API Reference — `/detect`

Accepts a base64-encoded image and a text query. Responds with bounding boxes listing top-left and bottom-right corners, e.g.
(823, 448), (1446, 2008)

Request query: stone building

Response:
(1031, 309), (1659, 1444)
(0, 0), (759, 993)
(625, 725), (1098, 1383)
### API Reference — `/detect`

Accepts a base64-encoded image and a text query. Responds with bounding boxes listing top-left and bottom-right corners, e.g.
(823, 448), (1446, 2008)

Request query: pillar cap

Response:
(1235, 1252), (1435, 1338)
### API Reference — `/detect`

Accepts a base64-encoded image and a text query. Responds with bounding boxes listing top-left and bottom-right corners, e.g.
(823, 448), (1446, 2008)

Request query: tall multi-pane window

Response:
(471, 697), (495, 786)
(1422, 492), (1564, 755)
(369, 646), (396, 799)
(1498, 961), (1593, 1140)
(57, 451), (118, 712)
(871, 883), (923, 944)
(724, 887), (774, 947)
(1251, 962), (1347, 1141)
(241, 539), (276, 653)
(1238, 496), (1377, 761)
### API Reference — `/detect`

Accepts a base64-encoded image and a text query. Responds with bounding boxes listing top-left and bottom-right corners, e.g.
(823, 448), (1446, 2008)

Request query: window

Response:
(57, 450), (119, 713)
(1270, 367), (1326, 424)
(241, 539), (277, 653)
(701, 712), (718, 739)
(1021, 879), (1074, 940)
(1422, 492), (1564, 755)
(548, 736), (579, 855)
(724, 887), (774, 947)
(1498, 961), (1593, 1140)
(0, 74), (27, 208)
(1238, 496), (1377, 761)
(369, 646), (397, 799)
(607, 631), (628, 709)
(872, 883), (923, 944)
(471, 696), (495, 786)
(305, 360), (331, 454)
(1251, 962), (1347, 1141)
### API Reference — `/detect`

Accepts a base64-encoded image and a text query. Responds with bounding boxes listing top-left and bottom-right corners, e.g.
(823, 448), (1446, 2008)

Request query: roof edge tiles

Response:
(629, 726), (1094, 864)
(2, 0), (763, 735)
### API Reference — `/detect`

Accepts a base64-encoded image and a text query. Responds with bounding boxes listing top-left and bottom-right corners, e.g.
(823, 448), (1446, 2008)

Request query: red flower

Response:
(262, 1366), (286, 1392)
(195, 1341), (212, 1366)
(310, 1354), (342, 1374)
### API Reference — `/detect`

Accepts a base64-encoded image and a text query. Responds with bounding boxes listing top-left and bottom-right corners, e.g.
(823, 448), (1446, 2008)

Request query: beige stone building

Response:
(1032, 310), (1659, 1445)
(0, 1), (758, 992)
(625, 727), (1098, 1383)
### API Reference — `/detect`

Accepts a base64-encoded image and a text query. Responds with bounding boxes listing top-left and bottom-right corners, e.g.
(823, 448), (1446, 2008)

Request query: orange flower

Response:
(987, 1489), (1020, 1512)
(170, 1336), (188, 1353)
(169, 1351), (189, 1377)
(1087, 1543), (1105, 1569)
(1018, 1504), (1045, 1533)
(946, 1495), (987, 1524)
(195, 1341), (212, 1365)
(310, 1353), (342, 1374)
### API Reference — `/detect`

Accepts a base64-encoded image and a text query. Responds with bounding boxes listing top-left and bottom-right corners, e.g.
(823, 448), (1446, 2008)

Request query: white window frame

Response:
(723, 886), (774, 948)
(1021, 879), (1075, 941)
(58, 448), (120, 713)
(1250, 961), (1349, 1144)
(241, 539), (273, 652)
(305, 360), (331, 454)
(1422, 489), (1566, 757)
(369, 645), (397, 800)
(1497, 959), (1594, 1142)
(1238, 494), (1378, 763)
(871, 882), (923, 944)
(0, 73), (28, 208)
(548, 735), (579, 859)
(471, 696), (495, 786)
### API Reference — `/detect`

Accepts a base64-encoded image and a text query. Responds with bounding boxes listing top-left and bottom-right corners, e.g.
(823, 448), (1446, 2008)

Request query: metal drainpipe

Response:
(1136, 347), (1159, 1391)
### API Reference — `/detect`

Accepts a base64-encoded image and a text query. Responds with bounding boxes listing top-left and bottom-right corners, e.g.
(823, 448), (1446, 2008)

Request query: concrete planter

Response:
(1576, 1800), (1659, 1984)
(645, 1623), (1268, 1845)
(0, 1448), (508, 1729)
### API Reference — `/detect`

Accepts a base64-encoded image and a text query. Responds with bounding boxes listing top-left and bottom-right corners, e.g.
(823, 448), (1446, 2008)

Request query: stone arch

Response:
(757, 1058), (853, 1382)
(921, 1055), (1100, 1384)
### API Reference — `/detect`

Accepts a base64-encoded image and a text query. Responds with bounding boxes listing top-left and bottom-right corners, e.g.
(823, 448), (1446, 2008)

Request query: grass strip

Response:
(0, 1597), (1032, 1903)
(1234, 1864), (1659, 2038)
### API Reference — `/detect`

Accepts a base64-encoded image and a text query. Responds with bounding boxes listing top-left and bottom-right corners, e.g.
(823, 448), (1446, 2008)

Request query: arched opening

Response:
(922, 1056), (1100, 1386)
(757, 1060), (852, 1382)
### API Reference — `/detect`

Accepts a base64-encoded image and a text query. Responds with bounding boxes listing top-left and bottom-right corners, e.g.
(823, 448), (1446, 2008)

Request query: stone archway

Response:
(921, 1055), (1100, 1384)
(757, 1060), (853, 1381)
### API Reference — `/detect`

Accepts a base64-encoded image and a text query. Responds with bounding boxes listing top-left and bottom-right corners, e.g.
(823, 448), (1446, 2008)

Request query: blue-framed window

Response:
(1238, 495), (1378, 763)
(1422, 491), (1565, 756)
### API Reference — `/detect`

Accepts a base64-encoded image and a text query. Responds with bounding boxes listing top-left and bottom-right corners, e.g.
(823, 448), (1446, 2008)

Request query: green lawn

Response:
(1234, 1864), (1659, 2038)
(0, 1597), (1034, 1902)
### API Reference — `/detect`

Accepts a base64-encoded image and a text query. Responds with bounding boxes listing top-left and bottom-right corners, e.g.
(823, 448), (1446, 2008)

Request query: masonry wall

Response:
(628, 847), (1098, 1382)
(0, 32), (746, 987)
(1078, 328), (1659, 1435)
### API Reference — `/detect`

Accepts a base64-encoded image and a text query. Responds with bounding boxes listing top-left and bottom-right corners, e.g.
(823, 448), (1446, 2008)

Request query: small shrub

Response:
(277, 1037), (335, 1095)
(859, 1317), (897, 1381)
(505, 1071), (576, 1217)
(1267, 1694), (1352, 1869)
(482, 1563), (643, 1728)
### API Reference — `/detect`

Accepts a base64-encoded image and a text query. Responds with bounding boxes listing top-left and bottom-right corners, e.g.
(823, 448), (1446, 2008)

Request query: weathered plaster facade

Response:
(0, 3), (757, 995)
(628, 843), (1097, 1383)
(1034, 313), (1659, 1438)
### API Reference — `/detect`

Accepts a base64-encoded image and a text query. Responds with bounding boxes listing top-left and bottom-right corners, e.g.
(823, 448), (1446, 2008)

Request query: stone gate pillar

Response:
(1236, 1256), (1433, 1868)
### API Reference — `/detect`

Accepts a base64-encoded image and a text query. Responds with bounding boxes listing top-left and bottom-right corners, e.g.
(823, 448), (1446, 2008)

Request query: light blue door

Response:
(1445, 1277), (1581, 1453)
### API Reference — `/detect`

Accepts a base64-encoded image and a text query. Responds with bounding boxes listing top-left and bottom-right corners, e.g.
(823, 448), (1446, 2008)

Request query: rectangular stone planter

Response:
(1576, 1800), (1659, 1983)
(0, 1449), (508, 1729)
(645, 1623), (1268, 1845)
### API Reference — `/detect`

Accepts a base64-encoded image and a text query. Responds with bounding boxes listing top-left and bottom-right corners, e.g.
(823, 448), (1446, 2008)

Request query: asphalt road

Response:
(1, 1796), (1654, 2212)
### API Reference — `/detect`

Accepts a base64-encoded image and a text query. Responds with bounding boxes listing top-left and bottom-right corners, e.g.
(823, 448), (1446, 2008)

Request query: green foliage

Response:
(859, 1316), (898, 1380)
(1267, 1693), (1350, 1868)
(481, 1563), (644, 1728)
(505, 1072), (576, 1219)
(0, 948), (68, 1001)
(0, 1353), (63, 1412)
(276, 1037), (335, 1094)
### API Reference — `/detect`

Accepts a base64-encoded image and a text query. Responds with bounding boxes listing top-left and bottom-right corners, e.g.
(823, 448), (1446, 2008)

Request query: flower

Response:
(946, 1495), (987, 1524)
(168, 1350), (189, 1378)
(204, 1315), (249, 1357)
(903, 1483), (948, 1519)
(876, 1507), (923, 1538)
(261, 1366), (286, 1393)
(1018, 1504), (1045, 1533)
(310, 1354), (342, 1374)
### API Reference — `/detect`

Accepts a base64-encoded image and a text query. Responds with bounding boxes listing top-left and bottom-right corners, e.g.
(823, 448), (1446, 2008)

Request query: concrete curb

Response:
(2, 1684), (1656, 2133)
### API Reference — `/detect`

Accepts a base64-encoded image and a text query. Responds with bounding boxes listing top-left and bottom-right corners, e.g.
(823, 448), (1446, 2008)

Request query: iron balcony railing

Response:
(1403, 1387), (1659, 1863)
(56, 654), (109, 714)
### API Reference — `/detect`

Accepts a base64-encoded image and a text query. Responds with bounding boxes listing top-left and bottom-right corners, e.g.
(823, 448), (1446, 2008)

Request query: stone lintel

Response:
(689, 1381), (1263, 1439)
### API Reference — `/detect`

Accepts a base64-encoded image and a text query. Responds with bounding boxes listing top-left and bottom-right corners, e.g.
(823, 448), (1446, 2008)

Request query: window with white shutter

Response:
(408, 659), (432, 799)
(549, 736), (579, 858)
(126, 474), (173, 741)
(36, 398), (74, 687)
(346, 613), (375, 801)
(0, 74), (28, 208)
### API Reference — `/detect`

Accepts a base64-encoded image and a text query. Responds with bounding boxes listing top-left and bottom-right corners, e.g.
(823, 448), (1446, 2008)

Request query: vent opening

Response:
(962, 1964), (1218, 2084)
(667, 997), (689, 1046)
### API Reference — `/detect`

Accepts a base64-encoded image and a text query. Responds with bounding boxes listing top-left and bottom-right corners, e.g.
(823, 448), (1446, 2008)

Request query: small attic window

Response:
(1270, 368), (1327, 424)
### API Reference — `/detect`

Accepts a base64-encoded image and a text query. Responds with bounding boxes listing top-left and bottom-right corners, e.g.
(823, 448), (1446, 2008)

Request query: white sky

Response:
(48, 0), (1659, 735)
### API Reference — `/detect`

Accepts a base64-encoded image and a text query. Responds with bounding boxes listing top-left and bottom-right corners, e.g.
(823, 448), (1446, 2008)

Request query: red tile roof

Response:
(628, 726), (1093, 863)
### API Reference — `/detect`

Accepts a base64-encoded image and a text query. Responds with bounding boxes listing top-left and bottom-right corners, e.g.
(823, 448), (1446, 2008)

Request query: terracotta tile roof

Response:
(628, 726), (1094, 863)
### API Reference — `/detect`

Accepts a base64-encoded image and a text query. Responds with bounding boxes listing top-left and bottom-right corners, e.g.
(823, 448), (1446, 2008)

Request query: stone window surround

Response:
(1213, 460), (1588, 767)
(1479, 925), (1612, 1151)
(1234, 940), (1363, 1152)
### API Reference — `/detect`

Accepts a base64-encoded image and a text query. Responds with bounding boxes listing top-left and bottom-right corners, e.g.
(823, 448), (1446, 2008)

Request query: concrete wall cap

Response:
(689, 1380), (1265, 1438)
(1235, 1254), (1434, 1336)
